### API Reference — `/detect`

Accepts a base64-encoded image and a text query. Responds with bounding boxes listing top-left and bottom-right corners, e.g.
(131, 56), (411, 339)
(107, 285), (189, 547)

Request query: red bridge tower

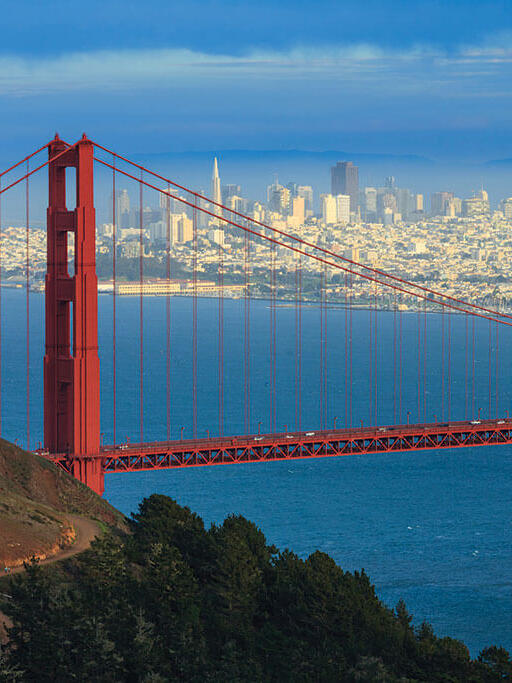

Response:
(44, 135), (103, 494)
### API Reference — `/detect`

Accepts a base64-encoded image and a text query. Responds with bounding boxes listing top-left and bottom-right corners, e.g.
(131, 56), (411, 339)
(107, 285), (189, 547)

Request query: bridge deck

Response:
(42, 418), (512, 476)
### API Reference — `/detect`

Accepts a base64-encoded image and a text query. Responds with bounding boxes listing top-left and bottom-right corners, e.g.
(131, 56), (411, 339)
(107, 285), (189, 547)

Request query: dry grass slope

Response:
(0, 439), (126, 568)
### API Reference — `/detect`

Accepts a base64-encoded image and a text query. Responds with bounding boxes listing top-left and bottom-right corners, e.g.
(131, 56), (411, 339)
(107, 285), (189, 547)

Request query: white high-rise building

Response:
(297, 185), (313, 215)
(170, 213), (193, 243)
(211, 157), (222, 223)
(321, 194), (337, 225)
(208, 228), (225, 246)
(335, 194), (351, 225)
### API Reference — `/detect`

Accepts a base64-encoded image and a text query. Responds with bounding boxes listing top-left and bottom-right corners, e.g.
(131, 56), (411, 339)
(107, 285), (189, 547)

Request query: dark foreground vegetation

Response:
(1, 494), (511, 682)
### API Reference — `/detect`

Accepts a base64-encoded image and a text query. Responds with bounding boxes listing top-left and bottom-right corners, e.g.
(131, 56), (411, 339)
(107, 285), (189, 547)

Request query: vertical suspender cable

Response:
(218, 237), (224, 436)
(417, 308), (421, 422)
(495, 320), (499, 418)
(0, 177), (2, 437)
(325, 265), (328, 428)
(247, 229), (251, 432)
(374, 281), (378, 425)
(472, 316), (476, 419)
(345, 273), (349, 428)
(323, 265), (328, 428)
(192, 195), (198, 439)
(464, 313), (469, 421)
(244, 228), (249, 433)
(245, 226), (251, 432)
(399, 305), (403, 424)
(350, 273), (353, 427)
(488, 320), (492, 418)
(269, 238), (273, 432)
(447, 312), (452, 421)
(320, 264), (327, 429)
(369, 287), (373, 426)
(166, 189), (171, 440)
(298, 256), (302, 431)
(295, 262), (299, 431)
(26, 161), (30, 449)
(270, 238), (276, 432)
(273, 242), (277, 432)
(441, 306), (445, 421)
(139, 171), (144, 442)
(112, 158), (116, 445)
(242, 232), (249, 434)
(393, 292), (397, 424)
(423, 299), (427, 423)
(320, 269), (324, 429)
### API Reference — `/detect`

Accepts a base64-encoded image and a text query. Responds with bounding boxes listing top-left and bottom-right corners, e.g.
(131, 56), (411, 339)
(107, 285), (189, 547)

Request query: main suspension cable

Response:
(92, 155), (511, 328)
(91, 140), (512, 323)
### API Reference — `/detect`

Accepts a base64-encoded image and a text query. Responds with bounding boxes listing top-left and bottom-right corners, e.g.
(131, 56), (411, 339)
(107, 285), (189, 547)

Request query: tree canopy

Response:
(1, 494), (509, 682)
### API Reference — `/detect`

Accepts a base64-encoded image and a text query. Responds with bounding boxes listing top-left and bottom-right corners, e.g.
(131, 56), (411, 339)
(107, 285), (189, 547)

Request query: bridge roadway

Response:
(44, 418), (512, 477)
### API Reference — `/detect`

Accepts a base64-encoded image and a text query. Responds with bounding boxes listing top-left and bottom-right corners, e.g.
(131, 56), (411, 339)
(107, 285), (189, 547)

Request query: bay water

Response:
(3, 288), (512, 654)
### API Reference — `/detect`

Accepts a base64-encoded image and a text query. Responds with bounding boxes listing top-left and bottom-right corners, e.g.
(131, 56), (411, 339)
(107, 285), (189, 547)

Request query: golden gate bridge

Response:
(0, 134), (511, 496)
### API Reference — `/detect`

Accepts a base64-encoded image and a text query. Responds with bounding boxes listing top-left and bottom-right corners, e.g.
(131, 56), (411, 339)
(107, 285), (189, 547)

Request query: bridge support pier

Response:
(44, 134), (102, 493)
(71, 458), (105, 496)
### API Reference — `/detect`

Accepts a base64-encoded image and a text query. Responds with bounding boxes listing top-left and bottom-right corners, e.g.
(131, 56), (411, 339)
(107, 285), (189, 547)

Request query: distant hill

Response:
(136, 148), (433, 165)
(485, 158), (512, 167)
(0, 439), (126, 568)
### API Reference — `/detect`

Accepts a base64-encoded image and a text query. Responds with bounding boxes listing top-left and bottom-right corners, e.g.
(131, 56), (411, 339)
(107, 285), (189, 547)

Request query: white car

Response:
(305, 432), (315, 436)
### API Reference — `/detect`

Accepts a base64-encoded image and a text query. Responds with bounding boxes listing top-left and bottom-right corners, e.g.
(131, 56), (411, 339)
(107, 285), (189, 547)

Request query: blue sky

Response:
(2, 0), (512, 160)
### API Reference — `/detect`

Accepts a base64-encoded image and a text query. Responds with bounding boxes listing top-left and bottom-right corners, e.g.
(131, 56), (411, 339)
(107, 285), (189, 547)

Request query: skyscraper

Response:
(268, 182), (291, 215)
(211, 157), (222, 222)
(222, 184), (241, 203)
(462, 189), (490, 217)
(320, 194), (337, 225)
(113, 189), (131, 228)
(335, 194), (351, 225)
(431, 191), (454, 216)
(363, 187), (377, 220)
(500, 197), (512, 218)
(297, 185), (314, 215)
(331, 161), (359, 212)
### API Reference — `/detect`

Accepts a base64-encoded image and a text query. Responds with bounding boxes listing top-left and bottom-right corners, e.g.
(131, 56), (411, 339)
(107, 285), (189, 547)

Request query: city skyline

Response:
(2, 146), (512, 318)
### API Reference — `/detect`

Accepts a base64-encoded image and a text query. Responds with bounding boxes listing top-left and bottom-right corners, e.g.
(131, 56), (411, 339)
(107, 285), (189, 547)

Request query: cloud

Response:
(0, 40), (511, 97)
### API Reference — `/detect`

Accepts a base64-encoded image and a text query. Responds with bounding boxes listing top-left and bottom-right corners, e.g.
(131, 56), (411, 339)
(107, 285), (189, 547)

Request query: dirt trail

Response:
(7, 515), (101, 575)
(1, 516), (101, 641)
